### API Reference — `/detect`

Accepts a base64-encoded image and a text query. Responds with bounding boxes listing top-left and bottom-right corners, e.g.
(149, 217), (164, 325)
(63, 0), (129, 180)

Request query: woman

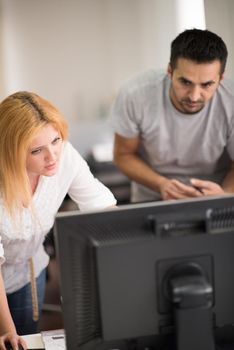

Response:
(0, 91), (116, 349)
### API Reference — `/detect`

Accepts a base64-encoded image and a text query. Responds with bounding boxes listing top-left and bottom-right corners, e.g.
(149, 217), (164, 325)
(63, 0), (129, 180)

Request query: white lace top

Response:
(0, 141), (116, 293)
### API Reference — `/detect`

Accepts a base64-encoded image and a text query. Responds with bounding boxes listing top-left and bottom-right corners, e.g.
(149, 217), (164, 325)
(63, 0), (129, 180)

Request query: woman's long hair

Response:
(0, 91), (68, 216)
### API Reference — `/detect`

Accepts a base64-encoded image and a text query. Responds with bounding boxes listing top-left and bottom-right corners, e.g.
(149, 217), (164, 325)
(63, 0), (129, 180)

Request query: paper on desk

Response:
(41, 329), (66, 350)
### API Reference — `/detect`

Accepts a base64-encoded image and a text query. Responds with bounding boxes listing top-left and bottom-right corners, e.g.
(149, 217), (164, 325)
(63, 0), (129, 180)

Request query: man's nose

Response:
(188, 85), (202, 101)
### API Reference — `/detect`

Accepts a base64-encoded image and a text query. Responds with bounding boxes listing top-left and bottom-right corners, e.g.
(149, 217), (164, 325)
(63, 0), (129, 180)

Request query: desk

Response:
(23, 330), (66, 350)
(22, 334), (44, 349)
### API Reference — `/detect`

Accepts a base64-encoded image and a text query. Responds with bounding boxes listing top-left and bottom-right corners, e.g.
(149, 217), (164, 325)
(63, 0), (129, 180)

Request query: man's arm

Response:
(113, 133), (166, 193)
(222, 161), (234, 193)
(113, 133), (201, 200)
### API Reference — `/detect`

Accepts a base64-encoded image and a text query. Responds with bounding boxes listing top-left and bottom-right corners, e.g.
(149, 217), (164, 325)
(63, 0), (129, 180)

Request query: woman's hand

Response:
(0, 332), (27, 350)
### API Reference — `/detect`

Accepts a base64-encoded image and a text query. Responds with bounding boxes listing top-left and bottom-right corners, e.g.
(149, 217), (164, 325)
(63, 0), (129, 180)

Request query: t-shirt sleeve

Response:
(110, 86), (141, 138)
(67, 145), (117, 211)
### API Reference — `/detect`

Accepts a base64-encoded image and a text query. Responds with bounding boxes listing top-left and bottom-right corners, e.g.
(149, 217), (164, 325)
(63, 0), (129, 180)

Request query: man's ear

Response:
(167, 63), (172, 78)
(220, 72), (225, 81)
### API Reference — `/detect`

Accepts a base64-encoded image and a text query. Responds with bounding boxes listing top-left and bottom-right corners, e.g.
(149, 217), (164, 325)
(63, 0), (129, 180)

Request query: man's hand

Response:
(160, 179), (203, 200)
(160, 178), (225, 200)
(190, 178), (225, 196)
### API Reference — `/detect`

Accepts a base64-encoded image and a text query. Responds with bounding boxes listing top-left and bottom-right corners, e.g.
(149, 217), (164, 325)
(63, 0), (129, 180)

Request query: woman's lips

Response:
(45, 162), (56, 170)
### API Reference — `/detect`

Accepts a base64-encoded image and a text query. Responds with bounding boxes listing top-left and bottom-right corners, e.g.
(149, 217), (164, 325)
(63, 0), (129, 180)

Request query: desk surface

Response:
(22, 334), (44, 349)
(23, 330), (66, 350)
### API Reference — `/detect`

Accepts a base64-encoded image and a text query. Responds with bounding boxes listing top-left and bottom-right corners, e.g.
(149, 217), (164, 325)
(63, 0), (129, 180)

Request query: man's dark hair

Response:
(170, 28), (228, 74)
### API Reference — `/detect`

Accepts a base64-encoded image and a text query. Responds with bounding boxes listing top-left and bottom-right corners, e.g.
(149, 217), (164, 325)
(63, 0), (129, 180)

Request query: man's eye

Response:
(180, 79), (191, 86)
(31, 149), (41, 155)
(202, 82), (212, 89)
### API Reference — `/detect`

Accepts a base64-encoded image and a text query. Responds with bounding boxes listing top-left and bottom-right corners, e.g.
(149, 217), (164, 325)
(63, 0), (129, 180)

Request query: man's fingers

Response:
(171, 179), (202, 196)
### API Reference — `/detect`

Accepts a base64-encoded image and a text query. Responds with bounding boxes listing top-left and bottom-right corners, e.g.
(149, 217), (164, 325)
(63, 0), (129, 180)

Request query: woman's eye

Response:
(31, 149), (41, 155)
(52, 137), (61, 144)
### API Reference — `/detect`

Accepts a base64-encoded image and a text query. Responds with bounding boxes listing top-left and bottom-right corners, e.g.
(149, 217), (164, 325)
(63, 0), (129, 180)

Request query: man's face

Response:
(168, 58), (223, 114)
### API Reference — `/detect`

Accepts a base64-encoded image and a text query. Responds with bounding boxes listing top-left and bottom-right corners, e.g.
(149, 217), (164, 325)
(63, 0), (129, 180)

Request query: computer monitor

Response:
(54, 195), (234, 350)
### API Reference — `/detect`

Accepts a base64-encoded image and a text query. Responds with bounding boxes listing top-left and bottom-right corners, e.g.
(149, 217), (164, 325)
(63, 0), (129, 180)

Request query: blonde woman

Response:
(0, 91), (116, 349)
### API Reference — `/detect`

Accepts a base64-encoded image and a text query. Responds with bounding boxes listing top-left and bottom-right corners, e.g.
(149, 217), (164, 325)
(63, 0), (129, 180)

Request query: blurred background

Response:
(0, 0), (233, 157)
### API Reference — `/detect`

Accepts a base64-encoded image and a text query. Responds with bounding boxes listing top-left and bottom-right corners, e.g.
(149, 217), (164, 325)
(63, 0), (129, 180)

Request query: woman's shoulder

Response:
(61, 141), (81, 159)
(59, 141), (86, 172)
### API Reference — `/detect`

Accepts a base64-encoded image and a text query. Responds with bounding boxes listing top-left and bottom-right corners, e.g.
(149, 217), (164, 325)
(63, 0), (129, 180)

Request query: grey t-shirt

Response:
(111, 69), (234, 202)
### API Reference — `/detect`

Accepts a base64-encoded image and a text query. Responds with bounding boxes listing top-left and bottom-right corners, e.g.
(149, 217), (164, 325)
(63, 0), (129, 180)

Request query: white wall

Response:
(0, 0), (179, 155)
(1, 0), (112, 122)
(0, 0), (233, 156)
(204, 0), (234, 79)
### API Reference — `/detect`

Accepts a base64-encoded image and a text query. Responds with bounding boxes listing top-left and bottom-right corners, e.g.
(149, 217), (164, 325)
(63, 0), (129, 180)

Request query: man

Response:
(111, 28), (234, 202)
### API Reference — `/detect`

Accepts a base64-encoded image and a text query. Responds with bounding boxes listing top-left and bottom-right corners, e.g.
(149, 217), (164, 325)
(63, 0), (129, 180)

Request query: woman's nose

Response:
(45, 148), (56, 161)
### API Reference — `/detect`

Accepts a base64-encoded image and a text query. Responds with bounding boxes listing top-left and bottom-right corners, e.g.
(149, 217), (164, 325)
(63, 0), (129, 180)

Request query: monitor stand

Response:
(167, 262), (215, 350)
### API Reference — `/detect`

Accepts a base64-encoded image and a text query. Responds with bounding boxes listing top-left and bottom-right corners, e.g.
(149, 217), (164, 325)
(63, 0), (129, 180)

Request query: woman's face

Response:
(26, 124), (63, 178)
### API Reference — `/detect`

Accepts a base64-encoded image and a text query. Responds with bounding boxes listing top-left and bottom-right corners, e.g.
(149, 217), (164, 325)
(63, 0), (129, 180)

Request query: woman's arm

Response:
(0, 269), (26, 350)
